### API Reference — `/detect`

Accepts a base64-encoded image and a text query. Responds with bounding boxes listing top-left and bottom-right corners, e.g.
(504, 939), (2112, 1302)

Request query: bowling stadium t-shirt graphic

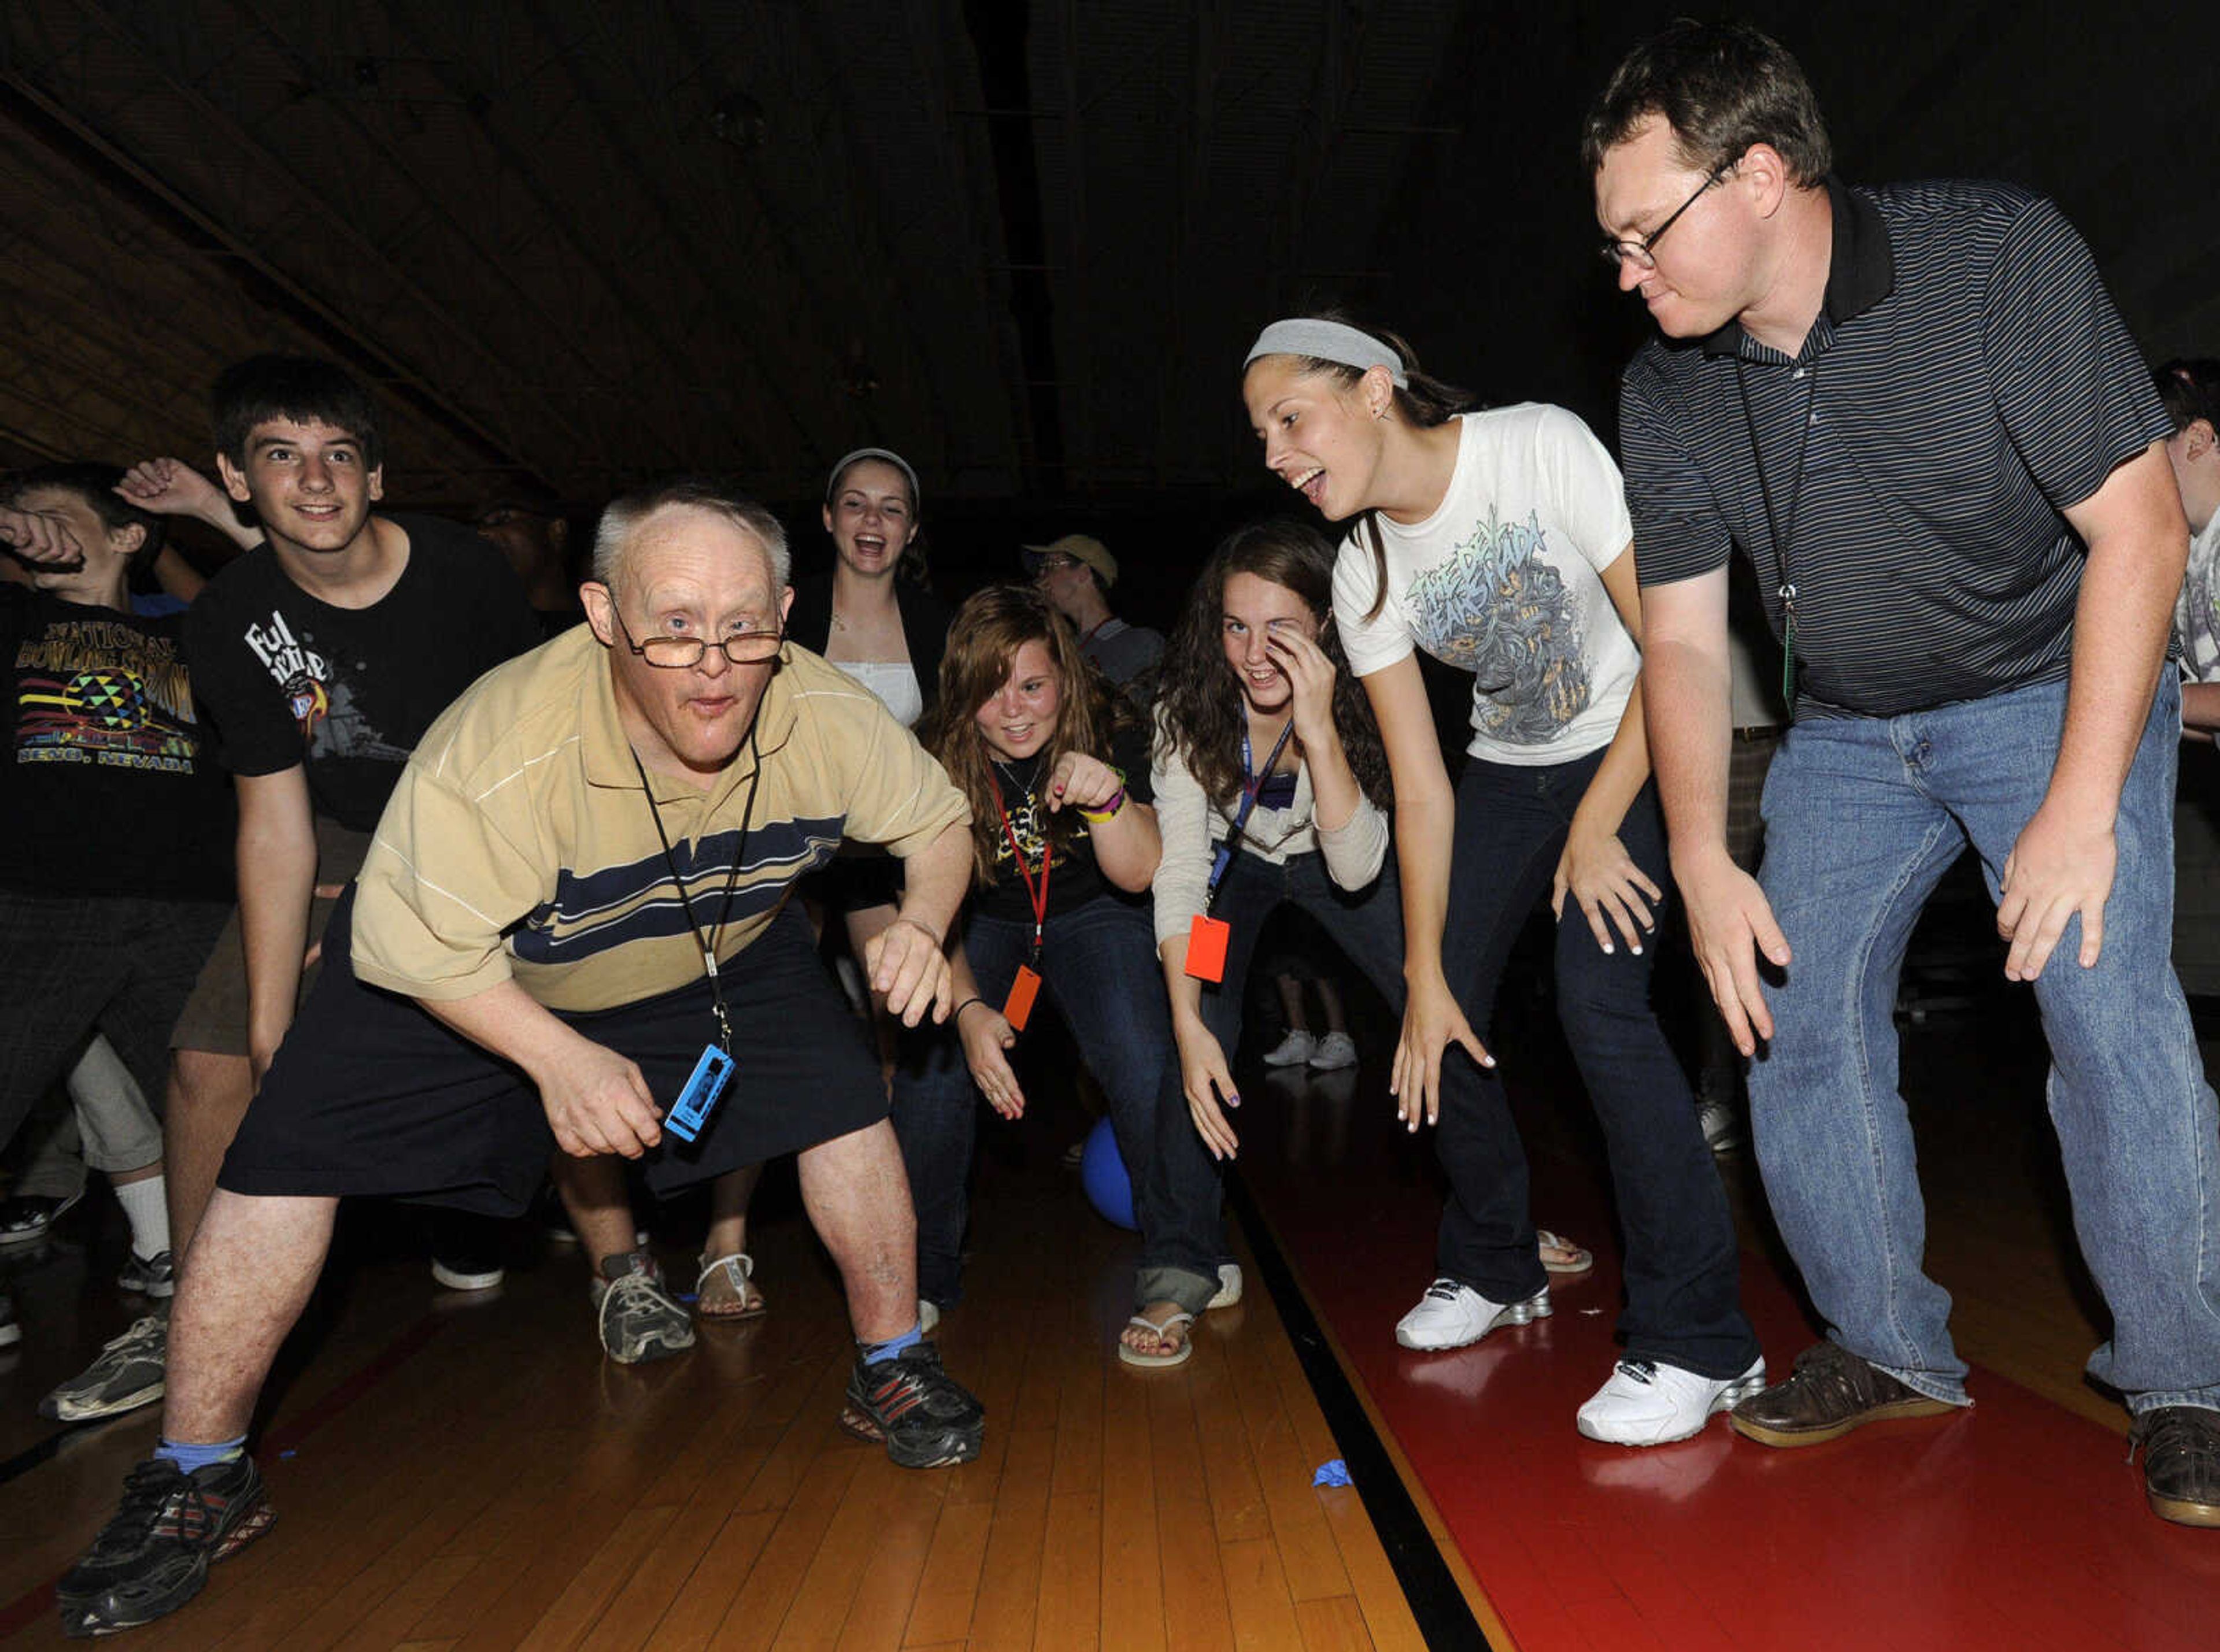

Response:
(13, 611), (201, 772)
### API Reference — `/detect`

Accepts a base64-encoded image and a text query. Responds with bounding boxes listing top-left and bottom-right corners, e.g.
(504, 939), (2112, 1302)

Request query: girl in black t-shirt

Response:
(893, 586), (1209, 1366)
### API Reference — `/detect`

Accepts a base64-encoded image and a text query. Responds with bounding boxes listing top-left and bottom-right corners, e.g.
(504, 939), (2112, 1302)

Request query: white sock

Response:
(113, 1175), (171, 1260)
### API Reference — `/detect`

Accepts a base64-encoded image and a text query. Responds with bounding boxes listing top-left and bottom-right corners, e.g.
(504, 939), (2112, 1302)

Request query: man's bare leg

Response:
(796, 1119), (915, 1343)
(164, 1190), (336, 1442)
(165, 1051), (253, 1269)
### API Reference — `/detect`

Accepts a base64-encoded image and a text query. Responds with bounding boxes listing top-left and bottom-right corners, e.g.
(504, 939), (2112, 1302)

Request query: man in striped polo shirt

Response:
(58, 477), (990, 1638)
(1587, 20), (2220, 1525)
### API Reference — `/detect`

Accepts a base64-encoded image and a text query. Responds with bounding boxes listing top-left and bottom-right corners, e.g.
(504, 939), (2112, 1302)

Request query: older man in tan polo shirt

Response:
(60, 476), (984, 1639)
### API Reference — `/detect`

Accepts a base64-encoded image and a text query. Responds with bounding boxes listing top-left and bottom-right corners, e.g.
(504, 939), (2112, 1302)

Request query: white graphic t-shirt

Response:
(1334, 404), (1637, 766)
(2173, 509), (2220, 686)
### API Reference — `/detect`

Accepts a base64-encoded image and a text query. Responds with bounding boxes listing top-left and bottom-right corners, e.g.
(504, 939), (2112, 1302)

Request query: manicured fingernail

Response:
(1630, 944), (1642, 955)
(1601, 943), (1614, 955)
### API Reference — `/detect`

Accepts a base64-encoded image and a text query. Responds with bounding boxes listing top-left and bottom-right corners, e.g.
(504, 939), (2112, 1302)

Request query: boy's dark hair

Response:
(212, 354), (383, 472)
(2157, 360), (2220, 439)
(0, 463), (166, 562)
(1581, 19), (1832, 186)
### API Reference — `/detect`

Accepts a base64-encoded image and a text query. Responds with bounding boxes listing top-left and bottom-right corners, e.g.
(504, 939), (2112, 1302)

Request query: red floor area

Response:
(1234, 1063), (2220, 1651)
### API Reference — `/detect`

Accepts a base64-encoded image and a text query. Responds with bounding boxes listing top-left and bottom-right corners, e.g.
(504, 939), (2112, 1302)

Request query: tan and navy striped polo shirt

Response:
(351, 626), (968, 1012)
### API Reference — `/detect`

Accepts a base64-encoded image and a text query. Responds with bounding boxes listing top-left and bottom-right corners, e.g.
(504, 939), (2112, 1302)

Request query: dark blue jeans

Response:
(1434, 751), (1758, 1380)
(1145, 850), (1407, 1305)
(890, 892), (1179, 1311)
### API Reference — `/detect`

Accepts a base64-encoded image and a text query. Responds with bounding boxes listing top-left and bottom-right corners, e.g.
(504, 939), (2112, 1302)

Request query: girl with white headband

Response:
(1240, 313), (1759, 1446)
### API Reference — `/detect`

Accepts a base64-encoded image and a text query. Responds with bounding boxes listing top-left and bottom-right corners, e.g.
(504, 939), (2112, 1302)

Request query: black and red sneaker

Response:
(58, 1455), (274, 1637)
(837, 1343), (985, 1468)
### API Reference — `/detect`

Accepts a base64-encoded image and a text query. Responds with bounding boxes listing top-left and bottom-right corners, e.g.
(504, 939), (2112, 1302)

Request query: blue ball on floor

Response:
(1080, 1117), (1138, 1231)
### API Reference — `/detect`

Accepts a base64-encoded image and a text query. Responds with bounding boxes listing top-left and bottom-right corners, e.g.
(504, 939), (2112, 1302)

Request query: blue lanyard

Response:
(1204, 719), (1295, 909)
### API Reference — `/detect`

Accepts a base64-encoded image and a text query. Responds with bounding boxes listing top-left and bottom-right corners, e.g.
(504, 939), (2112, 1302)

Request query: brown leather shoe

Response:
(1729, 1340), (1958, 1447)
(2133, 1406), (2220, 1527)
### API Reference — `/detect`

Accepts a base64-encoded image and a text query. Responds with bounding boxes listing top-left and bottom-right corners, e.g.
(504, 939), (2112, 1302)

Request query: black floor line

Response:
(1226, 1166), (1501, 1651)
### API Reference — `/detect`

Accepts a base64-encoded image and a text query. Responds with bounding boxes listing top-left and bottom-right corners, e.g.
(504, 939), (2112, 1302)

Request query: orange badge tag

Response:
(1003, 964), (1042, 1032)
(1185, 914), (1231, 983)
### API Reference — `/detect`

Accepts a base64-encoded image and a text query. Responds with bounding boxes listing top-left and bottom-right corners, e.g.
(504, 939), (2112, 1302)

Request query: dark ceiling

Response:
(2, 1), (2210, 521)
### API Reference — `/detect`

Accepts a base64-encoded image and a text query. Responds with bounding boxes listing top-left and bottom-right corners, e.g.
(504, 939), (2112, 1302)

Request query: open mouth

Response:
(1288, 466), (1325, 506)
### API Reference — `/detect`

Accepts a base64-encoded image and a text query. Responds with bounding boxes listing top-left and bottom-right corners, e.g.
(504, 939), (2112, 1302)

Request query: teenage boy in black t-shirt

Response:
(127, 357), (539, 1288)
(0, 467), (235, 1378)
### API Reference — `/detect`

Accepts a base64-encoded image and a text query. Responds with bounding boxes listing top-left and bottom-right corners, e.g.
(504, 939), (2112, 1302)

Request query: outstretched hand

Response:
(115, 458), (228, 523)
(1996, 798), (2115, 980)
(1677, 850), (1790, 1057)
(1390, 975), (1493, 1131)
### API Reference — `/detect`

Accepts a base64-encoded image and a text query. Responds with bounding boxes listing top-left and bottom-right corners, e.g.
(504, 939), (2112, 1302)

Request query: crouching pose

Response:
(1241, 315), (1760, 1446)
(892, 586), (1226, 1366)
(60, 477), (986, 1639)
(1140, 520), (1597, 1372)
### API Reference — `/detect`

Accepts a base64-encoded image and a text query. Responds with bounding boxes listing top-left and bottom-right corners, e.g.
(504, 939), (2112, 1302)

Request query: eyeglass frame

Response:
(606, 601), (784, 668)
(1599, 160), (1737, 273)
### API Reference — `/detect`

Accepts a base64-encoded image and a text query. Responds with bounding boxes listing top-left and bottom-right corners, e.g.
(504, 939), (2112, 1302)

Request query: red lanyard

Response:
(993, 783), (1052, 960)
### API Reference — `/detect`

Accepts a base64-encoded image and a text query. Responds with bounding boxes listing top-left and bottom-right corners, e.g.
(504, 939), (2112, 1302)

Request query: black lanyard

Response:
(628, 727), (762, 1052)
(1736, 355), (1819, 715)
(1203, 717), (1295, 912)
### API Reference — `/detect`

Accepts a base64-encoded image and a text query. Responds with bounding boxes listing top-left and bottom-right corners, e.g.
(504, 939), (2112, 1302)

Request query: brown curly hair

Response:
(1153, 518), (1392, 814)
(922, 583), (1121, 884)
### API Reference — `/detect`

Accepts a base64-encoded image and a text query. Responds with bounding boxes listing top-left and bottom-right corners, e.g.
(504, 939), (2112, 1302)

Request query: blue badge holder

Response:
(664, 1045), (735, 1143)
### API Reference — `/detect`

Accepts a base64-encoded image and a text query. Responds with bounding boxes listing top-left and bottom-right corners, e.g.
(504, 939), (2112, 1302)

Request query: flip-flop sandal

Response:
(1118, 1310), (1196, 1368)
(1537, 1229), (1594, 1276)
(695, 1252), (767, 1319)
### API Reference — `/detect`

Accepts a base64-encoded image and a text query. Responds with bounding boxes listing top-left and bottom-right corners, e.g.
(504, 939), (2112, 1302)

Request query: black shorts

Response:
(219, 891), (887, 1216)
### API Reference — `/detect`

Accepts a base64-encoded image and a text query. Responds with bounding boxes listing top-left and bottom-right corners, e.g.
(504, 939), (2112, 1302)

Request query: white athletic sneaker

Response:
(919, 1299), (941, 1334)
(1261, 1030), (1316, 1067)
(1207, 1262), (1243, 1310)
(1307, 1031), (1359, 1071)
(1394, 1278), (1552, 1351)
(1575, 1355), (1767, 1445)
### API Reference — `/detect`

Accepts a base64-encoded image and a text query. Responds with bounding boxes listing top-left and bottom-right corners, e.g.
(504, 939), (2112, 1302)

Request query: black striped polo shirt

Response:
(1620, 176), (2172, 719)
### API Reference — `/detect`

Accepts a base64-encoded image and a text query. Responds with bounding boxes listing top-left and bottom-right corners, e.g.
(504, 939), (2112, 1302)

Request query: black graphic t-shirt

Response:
(1, 587), (235, 900)
(184, 514), (541, 832)
(972, 722), (1155, 927)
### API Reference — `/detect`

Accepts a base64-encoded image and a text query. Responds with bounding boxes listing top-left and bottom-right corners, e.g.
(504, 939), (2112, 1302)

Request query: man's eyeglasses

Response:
(609, 604), (782, 668)
(1599, 162), (1734, 273)
(1032, 554), (1081, 575)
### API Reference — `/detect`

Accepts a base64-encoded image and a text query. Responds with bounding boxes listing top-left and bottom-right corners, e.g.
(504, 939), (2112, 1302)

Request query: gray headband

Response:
(1243, 319), (1409, 387)
(826, 446), (921, 510)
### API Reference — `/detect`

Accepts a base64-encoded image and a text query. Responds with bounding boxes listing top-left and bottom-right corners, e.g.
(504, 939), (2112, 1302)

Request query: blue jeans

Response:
(1433, 752), (1758, 1380)
(890, 892), (1184, 1312)
(1753, 673), (2220, 1413)
(1145, 849), (1407, 1303)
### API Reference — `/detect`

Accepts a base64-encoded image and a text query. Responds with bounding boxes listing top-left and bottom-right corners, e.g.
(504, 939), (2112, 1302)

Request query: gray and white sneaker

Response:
(42, 1314), (168, 1422)
(0, 1191), (80, 1248)
(117, 1250), (176, 1298)
(1308, 1031), (1359, 1071)
(591, 1251), (695, 1364)
(1394, 1277), (1552, 1351)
